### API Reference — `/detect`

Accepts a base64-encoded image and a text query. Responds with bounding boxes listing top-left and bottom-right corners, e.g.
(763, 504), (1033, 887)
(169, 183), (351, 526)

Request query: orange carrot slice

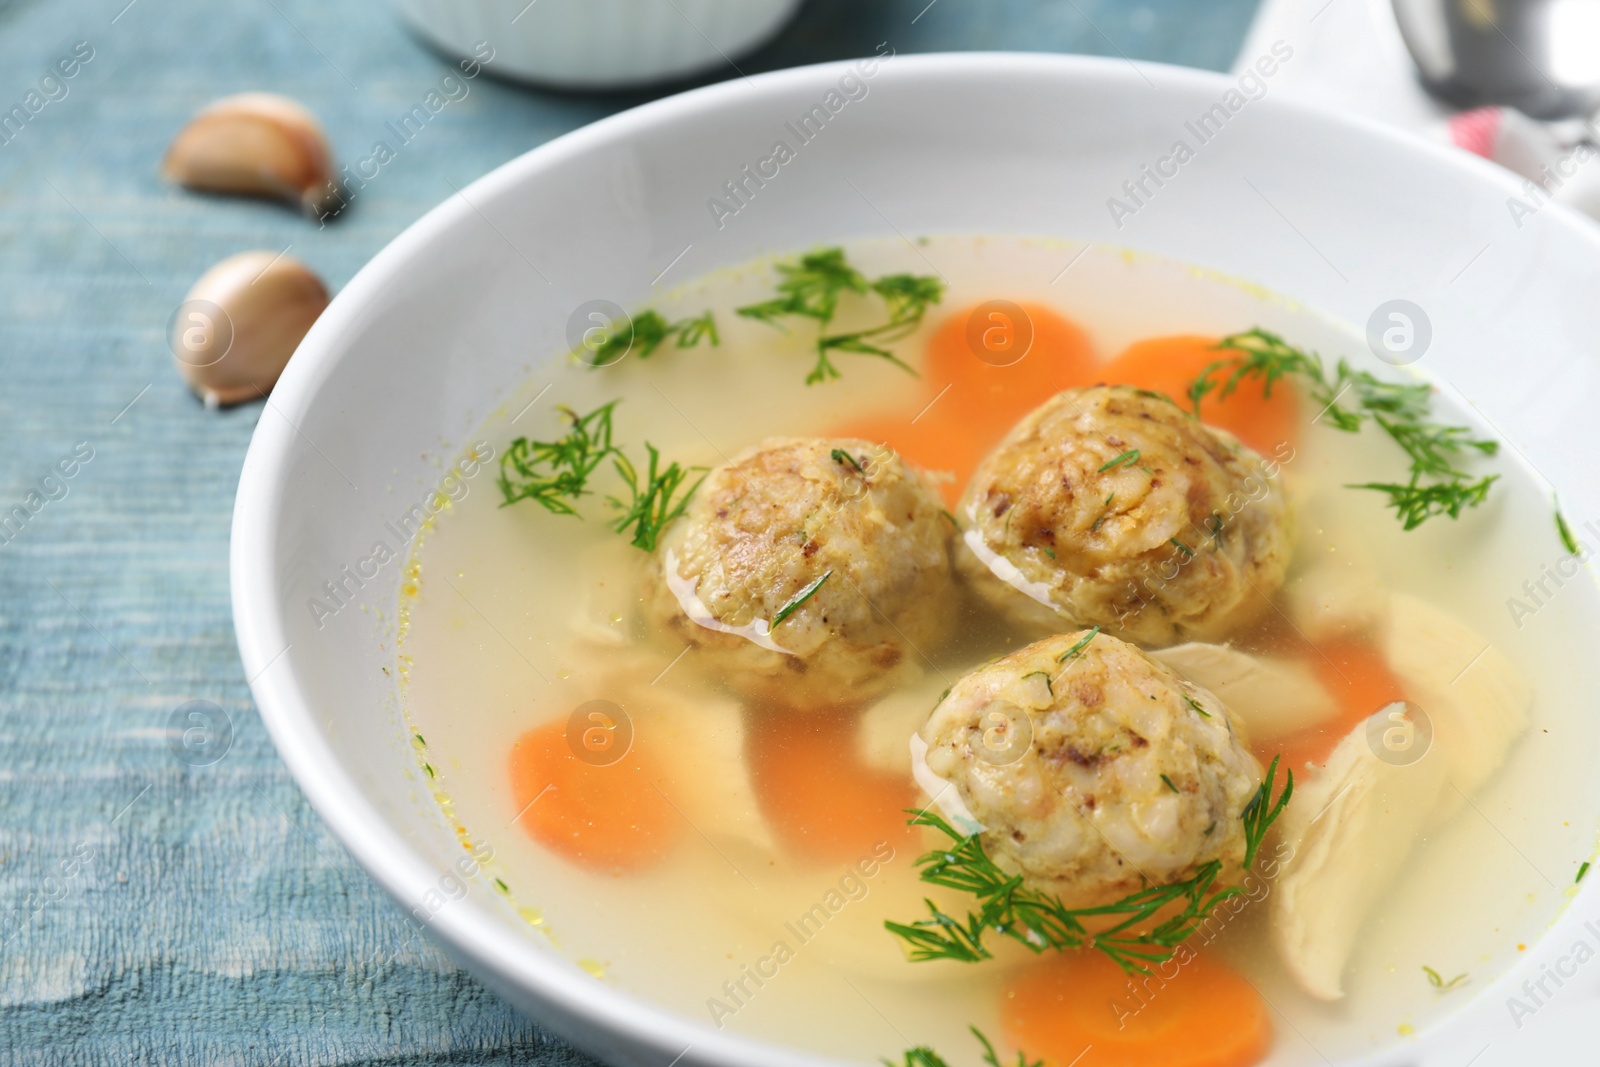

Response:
(744, 705), (916, 863)
(1003, 950), (1272, 1067)
(834, 303), (1099, 508)
(509, 717), (681, 872)
(1270, 637), (1406, 771)
(920, 301), (1100, 439)
(1099, 335), (1299, 458)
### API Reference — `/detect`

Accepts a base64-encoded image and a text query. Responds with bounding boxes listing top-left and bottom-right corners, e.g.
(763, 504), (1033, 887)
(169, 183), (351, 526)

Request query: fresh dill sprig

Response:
(500, 400), (703, 552)
(1169, 537), (1195, 557)
(885, 1048), (949, 1067)
(737, 248), (945, 385)
(1578, 861), (1591, 884)
(884, 1026), (1042, 1067)
(1056, 626), (1100, 663)
(1189, 329), (1499, 529)
(498, 402), (618, 514)
(1091, 493), (1115, 532)
(772, 570), (832, 626)
(1098, 449), (1141, 472)
(608, 443), (707, 552)
(1423, 965), (1469, 992)
(1240, 755), (1293, 870)
(583, 308), (719, 365)
(1556, 503), (1579, 554)
(832, 448), (866, 473)
(884, 759), (1292, 975)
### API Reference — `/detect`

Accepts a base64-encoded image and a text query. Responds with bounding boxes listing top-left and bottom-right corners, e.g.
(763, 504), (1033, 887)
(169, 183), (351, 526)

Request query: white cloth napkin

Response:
(1234, 0), (1600, 218)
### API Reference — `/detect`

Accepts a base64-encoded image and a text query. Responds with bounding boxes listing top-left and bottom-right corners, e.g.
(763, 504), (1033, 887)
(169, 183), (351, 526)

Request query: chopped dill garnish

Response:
(1423, 965), (1469, 991)
(412, 733), (427, 747)
(737, 248), (944, 385)
(1160, 774), (1179, 793)
(1098, 449), (1141, 472)
(939, 509), (958, 527)
(584, 308), (719, 365)
(500, 400), (704, 552)
(1579, 861), (1591, 883)
(1091, 493), (1115, 532)
(608, 443), (707, 552)
(1169, 537), (1195, 557)
(884, 1026), (1042, 1067)
(1041, 546), (1056, 559)
(1021, 670), (1054, 696)
(773, 571), (831, 627)
(423, 763), (435, 779)
(1349, 478), (1496, 529)
(933, 687), (951, 710)
(494, 878), (509, 894)
(1057, 625), (1100, 663)
(1184, 694), (1211, 718)
(832, 447), (866, 473)
(1206, 514), (1225, 546)
(1190, 329), (1499, 530)
(1204, 821), (1217, 836)
(499, 401), (618, 515)
(1241, 755), (1293, 870)
(1556, 504), (1579, 554)
(885, 756), (1291, 975)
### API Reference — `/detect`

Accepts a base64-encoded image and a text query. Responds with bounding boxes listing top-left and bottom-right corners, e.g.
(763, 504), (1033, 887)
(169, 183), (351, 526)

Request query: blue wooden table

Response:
(0, 1), (1259, 1061)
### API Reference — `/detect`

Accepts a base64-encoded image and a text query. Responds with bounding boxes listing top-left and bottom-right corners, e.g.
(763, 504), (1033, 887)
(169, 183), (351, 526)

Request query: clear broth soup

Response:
(394, 236), (1600, 1066)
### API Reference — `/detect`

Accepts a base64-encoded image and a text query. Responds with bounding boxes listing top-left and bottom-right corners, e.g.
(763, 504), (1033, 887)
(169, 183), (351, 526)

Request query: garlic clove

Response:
(162, 93), (341, 219)
(170, 251), (329, 408)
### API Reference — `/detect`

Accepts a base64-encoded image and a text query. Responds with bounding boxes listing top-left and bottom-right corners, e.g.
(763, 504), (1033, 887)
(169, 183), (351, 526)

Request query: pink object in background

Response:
(1440, 105), (1600, 220)
(1236, 0), (1600, 223)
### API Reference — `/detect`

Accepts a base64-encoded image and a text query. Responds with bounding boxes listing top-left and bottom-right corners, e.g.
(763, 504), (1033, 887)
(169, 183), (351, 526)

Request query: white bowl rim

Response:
(231, 50), (1600, 1067)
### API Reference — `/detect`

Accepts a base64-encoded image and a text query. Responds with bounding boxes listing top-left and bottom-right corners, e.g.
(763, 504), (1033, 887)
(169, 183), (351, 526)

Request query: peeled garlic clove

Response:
(170, 251), (329, 408)
(162, 93), (340, 218)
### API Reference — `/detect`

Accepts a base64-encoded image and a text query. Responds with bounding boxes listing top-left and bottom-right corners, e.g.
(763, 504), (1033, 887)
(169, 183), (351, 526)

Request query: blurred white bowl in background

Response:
(393, 0), (804, 90)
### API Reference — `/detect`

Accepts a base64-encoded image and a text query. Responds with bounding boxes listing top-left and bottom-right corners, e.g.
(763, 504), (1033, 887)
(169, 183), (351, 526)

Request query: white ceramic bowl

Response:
(233, 53), (1600, 1067)
(393, 0), (803, 89)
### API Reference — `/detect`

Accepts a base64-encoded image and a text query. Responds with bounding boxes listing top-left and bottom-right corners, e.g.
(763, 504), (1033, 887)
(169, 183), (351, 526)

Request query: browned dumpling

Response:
(647, 437), (954, 708)
(917, 630), (1261, 907)
(956, 385), (1291, 646)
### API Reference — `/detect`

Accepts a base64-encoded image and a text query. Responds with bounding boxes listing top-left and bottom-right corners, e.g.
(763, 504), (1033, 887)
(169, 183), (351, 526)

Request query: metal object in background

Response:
(1393, 0), (1600, 118)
